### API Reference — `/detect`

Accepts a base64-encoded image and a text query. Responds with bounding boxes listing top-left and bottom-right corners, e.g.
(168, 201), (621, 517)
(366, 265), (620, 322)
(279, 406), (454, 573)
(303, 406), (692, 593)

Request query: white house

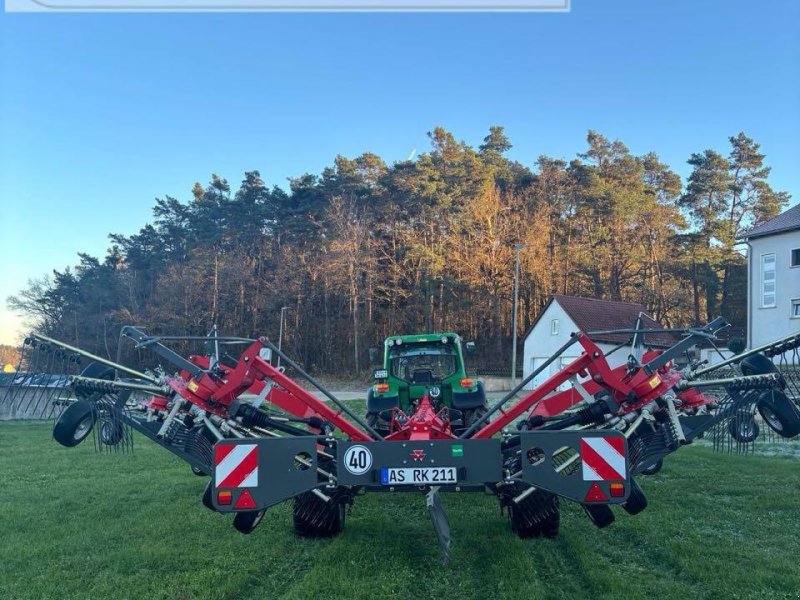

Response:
(743, 203), (800, 349)
(521, 295), (674, 390)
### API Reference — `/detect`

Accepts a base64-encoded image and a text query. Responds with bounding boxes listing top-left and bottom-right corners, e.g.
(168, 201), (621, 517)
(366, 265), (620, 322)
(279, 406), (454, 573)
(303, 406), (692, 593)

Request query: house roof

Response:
(523, 294), (676, 347)
(742, 203), (800, 240)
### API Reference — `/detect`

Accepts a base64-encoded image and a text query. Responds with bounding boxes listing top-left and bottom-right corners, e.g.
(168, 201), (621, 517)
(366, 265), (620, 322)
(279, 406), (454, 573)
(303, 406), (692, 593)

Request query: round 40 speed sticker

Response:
(343, 444), (373, 475)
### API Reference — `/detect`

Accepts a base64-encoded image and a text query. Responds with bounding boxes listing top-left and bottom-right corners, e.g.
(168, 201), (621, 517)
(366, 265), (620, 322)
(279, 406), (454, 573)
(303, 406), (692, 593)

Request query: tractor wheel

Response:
(233, 510), (266, 534)
(508, 490), (559, 539)
(201, 480), (216, 512)
(465, 406), (488, 428)
(191, 465), (207, 476)
(53, 400), (95, 447)
(582, 504), (615, 529)
(366, 413), (390, 437)
(292, 491), (346, 537)
(757, 390), (800, 438)
(621, 479), (648, 515)
(99, 419), (124, 445)
(728, 414), (759, 443)
(640, 458), (663, 476)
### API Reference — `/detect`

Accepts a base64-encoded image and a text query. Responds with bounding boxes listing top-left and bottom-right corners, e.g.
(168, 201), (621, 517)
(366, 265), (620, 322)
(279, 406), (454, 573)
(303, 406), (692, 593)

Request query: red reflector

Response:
(609, 482), (625, 497)
(217, 490), (232, 505)
(375, 383), (389, 393)
(234, 489), (257, 509)
(584, 482), (607, 502)
(460, 378), (473, 387)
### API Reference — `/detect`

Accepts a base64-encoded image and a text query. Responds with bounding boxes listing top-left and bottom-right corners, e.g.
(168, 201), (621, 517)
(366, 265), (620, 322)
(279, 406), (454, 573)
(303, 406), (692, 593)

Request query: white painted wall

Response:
(522, 301), (635, 390)
(698, 348), (735, 367)
(748, 230), (800, 348)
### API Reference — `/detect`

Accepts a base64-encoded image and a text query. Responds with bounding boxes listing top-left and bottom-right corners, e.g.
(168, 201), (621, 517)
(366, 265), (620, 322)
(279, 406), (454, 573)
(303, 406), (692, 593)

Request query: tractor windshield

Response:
(388, 345), (458, 384)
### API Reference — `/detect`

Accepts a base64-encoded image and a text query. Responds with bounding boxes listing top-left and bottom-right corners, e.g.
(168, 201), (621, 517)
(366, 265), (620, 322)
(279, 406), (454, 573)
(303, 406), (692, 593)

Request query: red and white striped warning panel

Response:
(579, 436), (625, 481)
(214, 443), (259, 488)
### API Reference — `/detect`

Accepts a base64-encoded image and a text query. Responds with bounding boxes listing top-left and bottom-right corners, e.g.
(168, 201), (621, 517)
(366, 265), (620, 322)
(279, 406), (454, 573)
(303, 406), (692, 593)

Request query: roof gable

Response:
(523, 294), (675, 347)
(743, 203), (800, 240)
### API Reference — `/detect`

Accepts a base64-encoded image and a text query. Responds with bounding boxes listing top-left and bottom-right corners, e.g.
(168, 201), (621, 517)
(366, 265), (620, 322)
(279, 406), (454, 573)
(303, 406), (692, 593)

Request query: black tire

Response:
(292, 491), (346, 537)
(191, 465), (207, 476)
(79, 362), (117, 380)
(640, 458), (663, 476)
(99, 419), (124, 445)
(366, 412), (390, 437)
(728, 414), (759, 443)
(621, 479), (648, 515)
(465, 406), (488, 428)
(508, 490), (560, 539)
(201, 480), (216, 512)
(739, 353), (778, 377)
(233, 510), (266, 534)
(53, 400), (95, 447)
(757, 390), (800, 438)
(582, 504), (615, 529)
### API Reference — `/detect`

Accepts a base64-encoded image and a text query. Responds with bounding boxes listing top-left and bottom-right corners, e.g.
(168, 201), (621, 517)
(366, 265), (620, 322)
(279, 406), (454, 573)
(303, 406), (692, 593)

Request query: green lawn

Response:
(1, 421), (798, 600)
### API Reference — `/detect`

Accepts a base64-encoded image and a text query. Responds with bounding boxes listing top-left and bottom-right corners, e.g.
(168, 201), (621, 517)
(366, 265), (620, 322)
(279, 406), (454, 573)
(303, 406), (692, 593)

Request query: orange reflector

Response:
(460, 378), (473, 388)
(375, 383), (389, 393)
(609, 482), (625, 497)
(217, 490), (232, 505)
(584, 482), (607, 502)
(234, 489), (256, 509)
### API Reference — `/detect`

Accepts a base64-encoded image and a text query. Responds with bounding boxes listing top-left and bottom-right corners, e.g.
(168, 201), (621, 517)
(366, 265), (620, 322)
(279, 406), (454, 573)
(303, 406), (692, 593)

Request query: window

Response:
(551, 319), (559, 335)
(792, 248), (800, 268)
(761, 253), (776, 308)
(792, 299), (800, 319)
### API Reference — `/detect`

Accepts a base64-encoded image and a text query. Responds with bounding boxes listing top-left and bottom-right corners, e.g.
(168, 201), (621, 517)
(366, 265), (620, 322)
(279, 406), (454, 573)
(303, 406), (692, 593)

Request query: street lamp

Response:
(511, 242), (528, 387)
(277, 306), (290, 369)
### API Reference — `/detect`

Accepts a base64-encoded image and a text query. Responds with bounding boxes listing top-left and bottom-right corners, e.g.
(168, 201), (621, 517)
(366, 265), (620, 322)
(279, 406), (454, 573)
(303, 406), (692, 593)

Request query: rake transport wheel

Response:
(201, 480), (216, 512)
(582, 504), (615, 529)
(757, 390), (800, 438)
(739, 353), (779, 377)
(640, 458), (663, 476)
(292, 490), (346, 537)
(621, 479), (648, 516)
(99, 419), (124, 445)
(233, 510), (267, 534)
(728, 414), (759, 443)
(53, 400), (95, 447)
(508, 490), (560, 539)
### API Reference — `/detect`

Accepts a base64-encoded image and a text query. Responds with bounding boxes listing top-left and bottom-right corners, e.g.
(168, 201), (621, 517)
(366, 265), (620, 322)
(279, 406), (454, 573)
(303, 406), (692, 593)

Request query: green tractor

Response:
(366, 332), (487, 436)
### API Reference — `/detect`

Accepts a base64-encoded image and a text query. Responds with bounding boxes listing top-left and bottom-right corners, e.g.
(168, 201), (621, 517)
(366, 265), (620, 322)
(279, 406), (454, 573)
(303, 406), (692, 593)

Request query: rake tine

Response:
(2, 339), (36, 412)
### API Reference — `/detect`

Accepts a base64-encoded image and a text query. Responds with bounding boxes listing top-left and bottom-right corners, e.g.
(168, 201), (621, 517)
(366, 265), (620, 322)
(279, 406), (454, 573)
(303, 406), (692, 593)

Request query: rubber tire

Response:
(292, 492), (346, 537)
(621, 479), (648, 515)
(233, 510), (266, 534)
(99, 419), (124, 445)
(366, 412), (390, 438)
(53, 400), (95, 447)
(728, 415), (759, 443)
(757, 390), (800, 438)
(582, 504), (615, 529)
(201, 480), (216, 512)
(79, 361), (117, 380)
(640, 458), (663, 476)
(739, 353), (778, 377)
(191, 465), (207, 476)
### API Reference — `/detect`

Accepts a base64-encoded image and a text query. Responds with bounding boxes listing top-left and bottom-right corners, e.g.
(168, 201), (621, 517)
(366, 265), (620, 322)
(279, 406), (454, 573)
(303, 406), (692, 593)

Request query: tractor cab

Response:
(366, 333), (487, 435)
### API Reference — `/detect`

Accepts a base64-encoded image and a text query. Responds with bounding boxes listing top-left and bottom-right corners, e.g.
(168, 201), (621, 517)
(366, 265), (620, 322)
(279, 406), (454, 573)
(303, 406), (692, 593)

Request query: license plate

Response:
(380, 466), (458, 485)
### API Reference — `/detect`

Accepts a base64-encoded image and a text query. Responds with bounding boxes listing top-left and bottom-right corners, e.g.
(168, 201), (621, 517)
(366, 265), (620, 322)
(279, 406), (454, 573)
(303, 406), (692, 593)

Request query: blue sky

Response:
(1, 0), (799, 344)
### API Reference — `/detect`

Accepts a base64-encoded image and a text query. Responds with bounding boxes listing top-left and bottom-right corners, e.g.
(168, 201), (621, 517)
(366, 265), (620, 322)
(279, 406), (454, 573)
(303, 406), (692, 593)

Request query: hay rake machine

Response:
(2, 319), (798, 560)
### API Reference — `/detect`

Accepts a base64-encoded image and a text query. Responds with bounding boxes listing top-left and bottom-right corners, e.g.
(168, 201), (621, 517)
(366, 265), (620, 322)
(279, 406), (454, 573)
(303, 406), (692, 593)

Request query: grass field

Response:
(1, 421), (799, 600)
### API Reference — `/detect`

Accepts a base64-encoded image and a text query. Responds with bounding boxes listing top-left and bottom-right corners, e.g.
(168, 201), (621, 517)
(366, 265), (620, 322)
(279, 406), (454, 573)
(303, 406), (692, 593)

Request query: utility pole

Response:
(277, 306), (289, 369)
(511, 242), (528, 387)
